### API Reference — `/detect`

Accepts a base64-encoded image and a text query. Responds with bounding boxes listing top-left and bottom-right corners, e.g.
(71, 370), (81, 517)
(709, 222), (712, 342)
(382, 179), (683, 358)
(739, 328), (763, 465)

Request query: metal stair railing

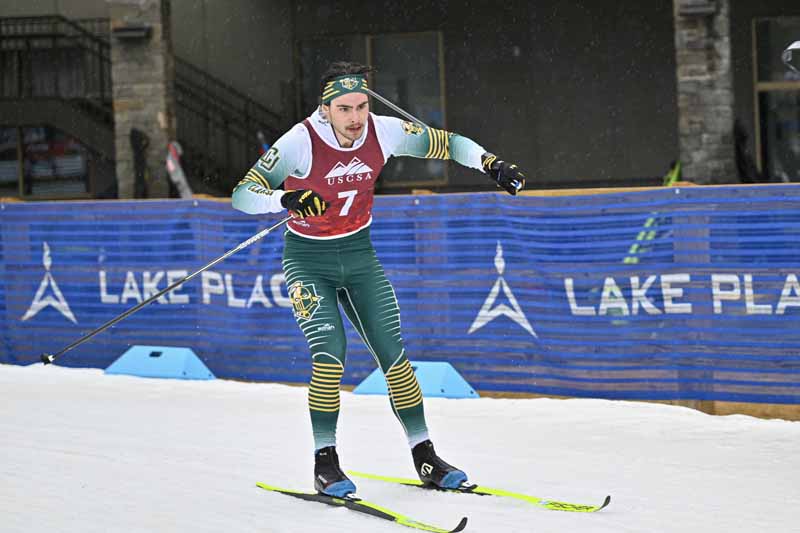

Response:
(72, 18), (111, 39)
(0, 16), (111, 101)
(173, 56), (285, 192)
(78, 16), (286, 192)
(0, 16), (112, 124)
(0, 15), (286, 195)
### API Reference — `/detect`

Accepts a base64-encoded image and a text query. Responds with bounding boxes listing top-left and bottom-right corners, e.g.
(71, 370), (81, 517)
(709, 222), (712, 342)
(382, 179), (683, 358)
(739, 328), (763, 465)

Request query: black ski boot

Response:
(412, 440), (468, 489)
(314, 446), (356, 497)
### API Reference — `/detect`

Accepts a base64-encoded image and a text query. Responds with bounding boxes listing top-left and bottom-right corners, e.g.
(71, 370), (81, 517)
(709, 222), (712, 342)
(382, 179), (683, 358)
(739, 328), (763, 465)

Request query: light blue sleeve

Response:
(372, 115), (488, 172)
(231, 123), (311, 215)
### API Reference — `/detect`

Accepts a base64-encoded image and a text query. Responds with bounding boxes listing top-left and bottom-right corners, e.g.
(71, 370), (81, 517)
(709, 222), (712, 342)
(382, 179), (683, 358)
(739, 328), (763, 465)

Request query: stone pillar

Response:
(109, 0), (175, 198)
(673, 0), (736, 184)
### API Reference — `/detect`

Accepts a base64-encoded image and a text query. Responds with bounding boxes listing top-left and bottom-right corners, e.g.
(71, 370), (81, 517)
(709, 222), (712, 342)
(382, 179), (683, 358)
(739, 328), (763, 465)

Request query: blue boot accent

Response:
(439, 470), (467, 489)
(320, 479), (357, 498)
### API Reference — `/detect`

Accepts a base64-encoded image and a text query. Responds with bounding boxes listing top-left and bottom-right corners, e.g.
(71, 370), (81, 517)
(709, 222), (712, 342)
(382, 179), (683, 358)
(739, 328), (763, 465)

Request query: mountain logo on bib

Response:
(324, 157), (374, 185)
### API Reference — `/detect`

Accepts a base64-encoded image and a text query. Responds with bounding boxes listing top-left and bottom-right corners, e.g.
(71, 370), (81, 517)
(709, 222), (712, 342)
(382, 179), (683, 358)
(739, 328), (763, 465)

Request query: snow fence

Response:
(3, 186), (800, 404)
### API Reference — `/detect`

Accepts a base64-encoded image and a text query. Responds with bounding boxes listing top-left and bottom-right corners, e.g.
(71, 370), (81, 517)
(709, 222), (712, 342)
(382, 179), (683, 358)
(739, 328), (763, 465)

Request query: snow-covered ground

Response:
(2, 363), (798, 533)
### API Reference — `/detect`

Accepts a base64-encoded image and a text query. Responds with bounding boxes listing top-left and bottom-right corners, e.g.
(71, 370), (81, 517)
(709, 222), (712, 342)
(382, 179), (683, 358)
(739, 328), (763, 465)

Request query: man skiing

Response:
(232, 61), (525, 498)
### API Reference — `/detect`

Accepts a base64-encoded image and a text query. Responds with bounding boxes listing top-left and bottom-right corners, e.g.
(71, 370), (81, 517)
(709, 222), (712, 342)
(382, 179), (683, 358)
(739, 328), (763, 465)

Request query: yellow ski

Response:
(347, 471), (611, 513)
(256, 482), (468, 532)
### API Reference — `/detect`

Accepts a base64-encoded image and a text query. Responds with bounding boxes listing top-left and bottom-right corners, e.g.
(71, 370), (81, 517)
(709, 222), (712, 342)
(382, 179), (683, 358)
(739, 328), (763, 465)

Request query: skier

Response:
(232, 61), (526, 497)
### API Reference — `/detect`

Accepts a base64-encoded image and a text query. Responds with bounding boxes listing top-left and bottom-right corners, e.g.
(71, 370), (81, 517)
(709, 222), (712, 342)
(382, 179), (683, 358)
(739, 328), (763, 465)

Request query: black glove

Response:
(281, 189), (328, 218)
(481, 153), (526, 195)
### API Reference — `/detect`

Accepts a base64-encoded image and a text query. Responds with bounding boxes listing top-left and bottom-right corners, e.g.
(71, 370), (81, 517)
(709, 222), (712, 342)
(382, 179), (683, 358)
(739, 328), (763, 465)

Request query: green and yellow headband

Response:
(321, 74), (369, 105)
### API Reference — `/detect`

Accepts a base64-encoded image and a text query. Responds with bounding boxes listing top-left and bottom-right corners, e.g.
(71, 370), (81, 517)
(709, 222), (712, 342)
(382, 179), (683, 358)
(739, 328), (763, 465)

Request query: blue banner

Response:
(3, 185), (800, 403)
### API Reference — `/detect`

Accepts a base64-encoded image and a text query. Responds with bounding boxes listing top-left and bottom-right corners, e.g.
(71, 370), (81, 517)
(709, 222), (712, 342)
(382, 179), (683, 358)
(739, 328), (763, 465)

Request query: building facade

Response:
(0, 0), (798, 199)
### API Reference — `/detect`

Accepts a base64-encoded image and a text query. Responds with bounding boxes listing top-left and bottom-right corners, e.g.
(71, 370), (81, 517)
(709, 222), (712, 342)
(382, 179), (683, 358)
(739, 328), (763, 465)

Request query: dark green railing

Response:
(0, 16), (112, 124)
(173, 56), (284, 192)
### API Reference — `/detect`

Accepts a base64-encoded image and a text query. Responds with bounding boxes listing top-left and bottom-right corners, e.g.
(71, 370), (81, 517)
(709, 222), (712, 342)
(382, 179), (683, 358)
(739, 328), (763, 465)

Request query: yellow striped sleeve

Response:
(246, 170), (271, 189)
(234, 169), (272, 191)
(424, 128), (451, 160)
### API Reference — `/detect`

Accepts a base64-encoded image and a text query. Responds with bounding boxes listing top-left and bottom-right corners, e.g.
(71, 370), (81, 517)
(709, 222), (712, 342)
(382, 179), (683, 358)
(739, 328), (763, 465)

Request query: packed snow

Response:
(1, 363), (798, 533)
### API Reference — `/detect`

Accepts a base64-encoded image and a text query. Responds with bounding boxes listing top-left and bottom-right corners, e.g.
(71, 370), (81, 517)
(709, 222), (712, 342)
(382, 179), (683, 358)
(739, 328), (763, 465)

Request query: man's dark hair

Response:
(319, 61), (375, 99)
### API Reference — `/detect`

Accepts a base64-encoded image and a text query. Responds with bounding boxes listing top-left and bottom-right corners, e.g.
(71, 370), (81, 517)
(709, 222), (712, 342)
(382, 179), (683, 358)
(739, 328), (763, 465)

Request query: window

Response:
(0, 125), (93, 198)
(22, 126), (90, 196)
(298, 31), (447, 188)
(753, 18), (800, 182)
(0, 128), (20, 196)
(368, 32), (446, 187)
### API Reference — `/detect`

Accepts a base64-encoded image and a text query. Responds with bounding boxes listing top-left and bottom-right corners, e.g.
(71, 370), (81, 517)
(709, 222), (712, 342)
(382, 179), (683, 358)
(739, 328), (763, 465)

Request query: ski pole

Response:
(363, 88), (428, 129)
(41, 215), (292, 365)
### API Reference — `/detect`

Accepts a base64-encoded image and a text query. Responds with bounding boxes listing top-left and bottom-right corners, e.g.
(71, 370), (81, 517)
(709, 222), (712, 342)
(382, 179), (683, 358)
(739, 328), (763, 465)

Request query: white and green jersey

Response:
(231, 107), (488, 215)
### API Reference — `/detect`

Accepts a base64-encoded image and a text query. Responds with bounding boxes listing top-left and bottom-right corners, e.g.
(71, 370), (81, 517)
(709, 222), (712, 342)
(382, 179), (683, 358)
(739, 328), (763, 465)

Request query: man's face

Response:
(323, 92), (369, 145)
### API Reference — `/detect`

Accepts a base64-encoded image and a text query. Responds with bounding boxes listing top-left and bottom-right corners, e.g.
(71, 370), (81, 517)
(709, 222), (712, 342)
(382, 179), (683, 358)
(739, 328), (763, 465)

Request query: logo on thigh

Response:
(289, 281), (324, 320)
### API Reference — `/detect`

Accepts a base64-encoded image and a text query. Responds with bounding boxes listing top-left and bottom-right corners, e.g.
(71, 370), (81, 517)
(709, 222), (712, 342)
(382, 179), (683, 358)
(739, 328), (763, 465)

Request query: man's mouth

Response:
(347, 125), (362, 133)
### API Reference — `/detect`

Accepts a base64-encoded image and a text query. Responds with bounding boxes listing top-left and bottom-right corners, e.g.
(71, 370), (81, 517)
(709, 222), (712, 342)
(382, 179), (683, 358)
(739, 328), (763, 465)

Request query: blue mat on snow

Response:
(105, 345), (215, 380)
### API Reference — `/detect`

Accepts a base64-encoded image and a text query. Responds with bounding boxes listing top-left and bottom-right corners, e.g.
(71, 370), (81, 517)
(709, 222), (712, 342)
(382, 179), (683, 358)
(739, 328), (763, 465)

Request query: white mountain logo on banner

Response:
(468, 241), (536, 337)
(21, 242), (77, 324)
(325, 157), (374, 179)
